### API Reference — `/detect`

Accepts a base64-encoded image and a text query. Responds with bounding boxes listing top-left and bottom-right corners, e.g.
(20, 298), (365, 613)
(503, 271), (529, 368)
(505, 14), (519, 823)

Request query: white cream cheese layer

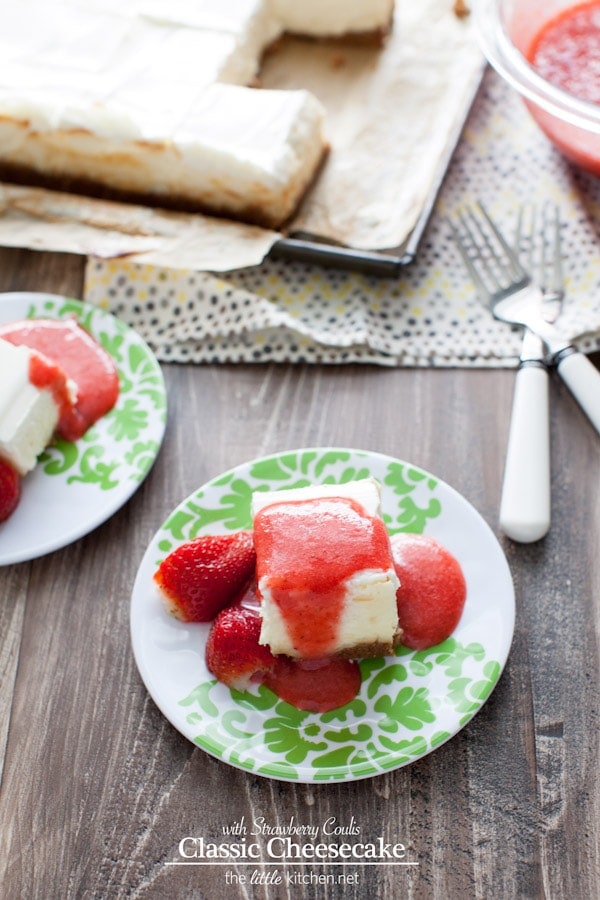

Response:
(0, 339), (59, 475)
(258, 568), (400, 658)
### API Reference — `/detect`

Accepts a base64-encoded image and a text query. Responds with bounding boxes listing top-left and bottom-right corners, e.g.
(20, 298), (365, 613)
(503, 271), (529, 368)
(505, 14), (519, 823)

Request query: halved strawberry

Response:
(0, 458), (21, 523)
(205, 602), (277, 690)
(154, 530), (256, 622)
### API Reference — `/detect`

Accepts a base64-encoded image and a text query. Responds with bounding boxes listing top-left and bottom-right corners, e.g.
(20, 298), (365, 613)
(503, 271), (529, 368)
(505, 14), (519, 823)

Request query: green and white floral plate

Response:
(131, 448), (515, 782)
(0, 292), (167, 565)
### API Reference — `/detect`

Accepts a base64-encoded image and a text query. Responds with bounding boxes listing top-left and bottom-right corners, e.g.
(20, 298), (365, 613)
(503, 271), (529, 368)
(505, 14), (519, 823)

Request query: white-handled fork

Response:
(498, 205), (563, 543)
(450, 202), (600, 542)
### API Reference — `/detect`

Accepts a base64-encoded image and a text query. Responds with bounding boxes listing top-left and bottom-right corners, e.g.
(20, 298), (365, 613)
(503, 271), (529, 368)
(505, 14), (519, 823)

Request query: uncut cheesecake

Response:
(252, 478), (401, 660)
(0, 0), (395, 228)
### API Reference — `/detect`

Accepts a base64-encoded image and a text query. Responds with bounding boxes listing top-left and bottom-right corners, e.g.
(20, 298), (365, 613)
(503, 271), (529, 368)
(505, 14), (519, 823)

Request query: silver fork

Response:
(451, 203), (600, 427)
(450, 203), (600, 539)
(515, 204), (565, 329)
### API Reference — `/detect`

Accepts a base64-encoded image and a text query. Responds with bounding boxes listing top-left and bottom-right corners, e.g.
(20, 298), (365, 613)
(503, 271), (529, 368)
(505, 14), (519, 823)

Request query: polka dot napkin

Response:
(84, 70), (600, 367)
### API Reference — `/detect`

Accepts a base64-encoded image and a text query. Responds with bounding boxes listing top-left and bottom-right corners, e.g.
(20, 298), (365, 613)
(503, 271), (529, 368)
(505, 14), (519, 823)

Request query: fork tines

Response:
(449, 203), (530, 299)
(514, 203), (563, 297)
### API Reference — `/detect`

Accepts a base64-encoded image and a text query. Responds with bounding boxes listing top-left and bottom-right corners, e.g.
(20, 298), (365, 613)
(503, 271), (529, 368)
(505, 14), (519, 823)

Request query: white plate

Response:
(131, 448), (515, 783)
(0, 292), (167, 565)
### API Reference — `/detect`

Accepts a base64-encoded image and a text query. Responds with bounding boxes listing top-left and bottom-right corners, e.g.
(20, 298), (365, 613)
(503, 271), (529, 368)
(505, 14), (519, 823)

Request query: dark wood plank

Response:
(0, 247), (85, 298)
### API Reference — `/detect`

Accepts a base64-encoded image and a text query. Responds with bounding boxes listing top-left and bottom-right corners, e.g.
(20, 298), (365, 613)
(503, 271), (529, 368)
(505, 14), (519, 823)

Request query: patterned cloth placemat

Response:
(84, 70), (600, 367)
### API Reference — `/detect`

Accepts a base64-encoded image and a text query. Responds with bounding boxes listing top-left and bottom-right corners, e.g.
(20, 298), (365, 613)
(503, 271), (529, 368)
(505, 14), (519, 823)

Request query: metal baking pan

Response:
(270, 72), (483, 277)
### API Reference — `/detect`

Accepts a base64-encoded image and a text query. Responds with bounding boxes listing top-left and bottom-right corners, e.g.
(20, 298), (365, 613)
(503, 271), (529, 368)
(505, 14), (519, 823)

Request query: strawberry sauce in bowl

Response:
(474, 0), (600, 175)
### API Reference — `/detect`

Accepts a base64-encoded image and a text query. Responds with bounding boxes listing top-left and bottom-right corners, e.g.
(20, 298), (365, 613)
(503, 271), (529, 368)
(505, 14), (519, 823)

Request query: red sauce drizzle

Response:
(527, 2), (600, 105)
(254, 496), (392, 658)
(27, 351), (76, 429)
(220, 580), (361, 712)
(0, 318), (119, 441)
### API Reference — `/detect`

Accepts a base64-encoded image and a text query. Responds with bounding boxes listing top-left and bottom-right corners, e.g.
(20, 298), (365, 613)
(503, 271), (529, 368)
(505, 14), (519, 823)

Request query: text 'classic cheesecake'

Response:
(252, 478), (401, 659)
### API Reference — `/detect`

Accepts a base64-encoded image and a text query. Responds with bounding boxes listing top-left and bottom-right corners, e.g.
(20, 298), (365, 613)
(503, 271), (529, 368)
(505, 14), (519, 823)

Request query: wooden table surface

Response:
(0, 247), (598, 900)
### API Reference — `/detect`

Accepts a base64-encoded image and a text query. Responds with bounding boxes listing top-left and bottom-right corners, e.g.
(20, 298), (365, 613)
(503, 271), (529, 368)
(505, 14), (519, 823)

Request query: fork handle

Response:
(555, 348), (600, 434)
(500, 361), (551, 543)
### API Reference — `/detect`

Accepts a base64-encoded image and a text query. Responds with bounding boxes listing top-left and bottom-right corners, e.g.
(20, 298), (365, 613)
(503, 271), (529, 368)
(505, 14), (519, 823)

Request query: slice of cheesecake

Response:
(252, 477), (401, 659)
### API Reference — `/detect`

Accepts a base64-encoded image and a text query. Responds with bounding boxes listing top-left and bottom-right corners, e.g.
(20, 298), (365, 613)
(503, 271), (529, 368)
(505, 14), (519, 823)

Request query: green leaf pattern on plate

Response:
(158, 448), (441, 557)
(158, 449), (503, 780)
(178, 638), (495, 780)
(25, 297), (166, 489)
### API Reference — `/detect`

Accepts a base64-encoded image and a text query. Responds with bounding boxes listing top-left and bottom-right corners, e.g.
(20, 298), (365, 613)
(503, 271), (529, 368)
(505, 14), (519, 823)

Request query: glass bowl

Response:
(473, 0), (600, 175)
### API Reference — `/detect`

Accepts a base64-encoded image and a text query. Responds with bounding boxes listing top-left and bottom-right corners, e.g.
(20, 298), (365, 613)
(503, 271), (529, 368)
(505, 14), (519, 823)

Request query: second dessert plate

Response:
(131, 448), (515, 783)
(0, 292), (167, 565)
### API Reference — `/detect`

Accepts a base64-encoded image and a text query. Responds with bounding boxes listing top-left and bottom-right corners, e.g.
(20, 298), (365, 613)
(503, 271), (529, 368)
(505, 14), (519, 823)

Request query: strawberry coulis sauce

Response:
(254, 496), (393, 659)
(527, 2), (600, 106)
(0, 318), (119, 441)
(236, 574), (361, 713)
(524, 2), (600, 174)
(264, 657), (361, 713)
(253, 529), (466, 711)
(390, 533), (466, 651)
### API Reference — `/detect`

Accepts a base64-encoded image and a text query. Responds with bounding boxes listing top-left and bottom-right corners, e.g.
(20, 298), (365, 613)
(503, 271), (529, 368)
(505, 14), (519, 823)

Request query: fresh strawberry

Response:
(0, 458), (21, 523)
(154, 530), (256, 622)
(390, 533), (467, 650)
(205, 602), (277, 690)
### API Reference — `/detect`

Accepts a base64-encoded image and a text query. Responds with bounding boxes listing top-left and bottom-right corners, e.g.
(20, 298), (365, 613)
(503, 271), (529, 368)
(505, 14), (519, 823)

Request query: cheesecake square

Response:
(252, 478), (401, 659)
